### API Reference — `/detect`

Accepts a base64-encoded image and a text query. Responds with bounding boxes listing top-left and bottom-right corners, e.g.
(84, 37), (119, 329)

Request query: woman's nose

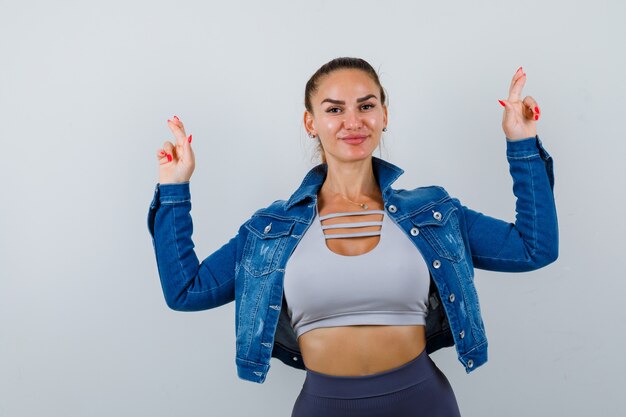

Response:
(343, 109), (363, 129)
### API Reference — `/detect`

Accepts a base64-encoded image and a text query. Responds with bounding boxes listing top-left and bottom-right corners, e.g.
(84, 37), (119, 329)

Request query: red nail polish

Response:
(160, 150), (165, 155)
(167, 154), (172, 162)
(167, 119), (172, 123)
(517, 66), (523, 73)
(498, 100), (506, 107)
(188, 134), (192, 143)
(534, 114), (539, 120)
(535, 106), (540, 113)
(174, 115), (180, 121)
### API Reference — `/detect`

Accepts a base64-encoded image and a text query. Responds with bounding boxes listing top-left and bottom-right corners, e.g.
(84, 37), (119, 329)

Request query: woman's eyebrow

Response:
(320, 94), (378, 105)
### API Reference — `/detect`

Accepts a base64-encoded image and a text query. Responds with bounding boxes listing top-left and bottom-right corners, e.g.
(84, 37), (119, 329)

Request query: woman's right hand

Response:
(156, 115), (195, 184)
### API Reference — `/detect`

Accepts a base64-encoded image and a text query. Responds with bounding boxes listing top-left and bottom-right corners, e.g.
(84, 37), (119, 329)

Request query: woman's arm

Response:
(452, 135), (558, 272)
(147, 182), (240, 311)
(148, 116), (242, 311)
(452, 67), (558, 272)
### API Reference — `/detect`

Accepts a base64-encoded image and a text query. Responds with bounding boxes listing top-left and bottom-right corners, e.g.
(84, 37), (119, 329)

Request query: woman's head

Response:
(304, 57), (388, 165)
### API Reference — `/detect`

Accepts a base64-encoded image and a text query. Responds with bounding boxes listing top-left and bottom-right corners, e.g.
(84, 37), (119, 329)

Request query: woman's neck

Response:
(321, 157), (380, 201)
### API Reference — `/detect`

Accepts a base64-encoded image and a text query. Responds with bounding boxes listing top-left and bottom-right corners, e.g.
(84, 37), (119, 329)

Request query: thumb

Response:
(498, 99), (516, 122)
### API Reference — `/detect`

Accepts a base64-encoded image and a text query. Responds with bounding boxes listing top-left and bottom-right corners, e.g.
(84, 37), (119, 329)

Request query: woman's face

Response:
(304, 69), (388, 164)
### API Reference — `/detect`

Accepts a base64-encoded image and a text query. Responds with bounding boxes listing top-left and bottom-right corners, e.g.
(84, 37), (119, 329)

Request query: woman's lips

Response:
(341, 135), (367, 145)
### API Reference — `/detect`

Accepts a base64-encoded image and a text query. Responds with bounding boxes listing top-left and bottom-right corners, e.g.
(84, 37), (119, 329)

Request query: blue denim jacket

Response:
(147, 135), (558, 384)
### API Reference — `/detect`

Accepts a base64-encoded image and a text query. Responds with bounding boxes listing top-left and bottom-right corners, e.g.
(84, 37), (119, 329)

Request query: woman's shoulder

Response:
(238, 198), (302, 238)
(243, 198), (296, 224)
(389, 184), (462, 218)
(394, 184), (452, 202)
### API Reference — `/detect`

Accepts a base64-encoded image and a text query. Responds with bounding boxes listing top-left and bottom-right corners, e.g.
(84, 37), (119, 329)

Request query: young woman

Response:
(147, 57), (558, 416)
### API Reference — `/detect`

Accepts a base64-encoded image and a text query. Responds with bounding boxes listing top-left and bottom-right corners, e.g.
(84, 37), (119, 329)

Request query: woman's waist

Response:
(298, 324), (427, 377)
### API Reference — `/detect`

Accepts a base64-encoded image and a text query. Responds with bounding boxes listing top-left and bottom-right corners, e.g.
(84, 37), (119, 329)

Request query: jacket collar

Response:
(285, 156), (404, 210)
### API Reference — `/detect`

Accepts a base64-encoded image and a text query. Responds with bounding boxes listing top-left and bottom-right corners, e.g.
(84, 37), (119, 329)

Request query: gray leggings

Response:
(291, 349), (462, 417)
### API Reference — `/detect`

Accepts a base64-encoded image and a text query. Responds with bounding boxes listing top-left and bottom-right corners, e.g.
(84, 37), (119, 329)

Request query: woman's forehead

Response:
(314, 70), (379, 101)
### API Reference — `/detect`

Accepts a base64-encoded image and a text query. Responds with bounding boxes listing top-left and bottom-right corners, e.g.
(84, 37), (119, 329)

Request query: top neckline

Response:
(314, 201), (386, 258)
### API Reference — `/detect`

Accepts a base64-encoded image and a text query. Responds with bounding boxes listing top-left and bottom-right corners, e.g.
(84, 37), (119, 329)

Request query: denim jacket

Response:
(147, 135), (558, 384)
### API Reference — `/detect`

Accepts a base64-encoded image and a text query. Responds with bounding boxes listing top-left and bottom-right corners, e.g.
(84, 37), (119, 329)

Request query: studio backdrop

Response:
(1, 1), (624, 416)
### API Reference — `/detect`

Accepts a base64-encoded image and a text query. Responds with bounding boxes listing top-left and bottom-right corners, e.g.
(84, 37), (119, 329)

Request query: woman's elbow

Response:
(510, 243), (559, 272)
(163, 291), (192, 312)
(528, 242), (559, 270)
(542, 243), (559, 267)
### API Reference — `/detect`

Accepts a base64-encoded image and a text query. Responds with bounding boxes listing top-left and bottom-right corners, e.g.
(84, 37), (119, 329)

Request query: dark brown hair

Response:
(304, 57), (387, 163)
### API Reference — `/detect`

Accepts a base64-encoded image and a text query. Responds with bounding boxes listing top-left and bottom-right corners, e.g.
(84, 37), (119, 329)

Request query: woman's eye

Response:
(326, 107), (341, 113)
(361, 103), (375, 110)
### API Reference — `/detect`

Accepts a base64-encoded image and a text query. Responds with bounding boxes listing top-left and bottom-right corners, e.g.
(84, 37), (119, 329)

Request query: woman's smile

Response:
(340, 134), (368, 145)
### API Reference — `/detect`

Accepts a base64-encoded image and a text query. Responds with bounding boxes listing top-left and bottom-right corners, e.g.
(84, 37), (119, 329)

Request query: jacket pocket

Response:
(242, 215), (296, 276)
(409, 201), (465, 262)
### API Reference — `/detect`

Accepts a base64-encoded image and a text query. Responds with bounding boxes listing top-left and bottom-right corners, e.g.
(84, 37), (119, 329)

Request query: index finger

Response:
(507, 69), (526, 102)
(167, 118), (188, 146)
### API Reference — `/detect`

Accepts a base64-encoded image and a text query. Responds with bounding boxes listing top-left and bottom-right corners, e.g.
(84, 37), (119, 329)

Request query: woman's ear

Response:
(383, 105), (388, 129)
(303, 110), (315, 136)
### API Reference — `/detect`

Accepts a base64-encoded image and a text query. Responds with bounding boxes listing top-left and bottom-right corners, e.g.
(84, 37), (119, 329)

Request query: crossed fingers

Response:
(506, 67), (541, 120)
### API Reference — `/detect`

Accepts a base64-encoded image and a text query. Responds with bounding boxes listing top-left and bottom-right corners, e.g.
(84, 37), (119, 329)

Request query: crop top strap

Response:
(323, 230), (383, 239)
(318, 209), (386, 221)
(321, 221), (383, 230)
(317, 209), (386, 240)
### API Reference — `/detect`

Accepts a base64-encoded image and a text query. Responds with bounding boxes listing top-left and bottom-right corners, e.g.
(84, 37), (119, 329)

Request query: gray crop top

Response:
(283, 202), (431, 340)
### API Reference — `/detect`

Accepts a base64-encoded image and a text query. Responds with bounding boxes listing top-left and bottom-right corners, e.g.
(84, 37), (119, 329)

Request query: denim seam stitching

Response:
(529, 159), (538, 256)
(507, 153), (539, 160)
(186, 263), (234, 294)
(236, 357), (265, 367)
(160, 201), (190, 205)
(472, 254), (535, 262)
(461, 339), (488, 357)
(250, 212), (308, 224)
(171, 205), (189, 297)
(237, 237), (253, 341)
(397, 195), (451, 222)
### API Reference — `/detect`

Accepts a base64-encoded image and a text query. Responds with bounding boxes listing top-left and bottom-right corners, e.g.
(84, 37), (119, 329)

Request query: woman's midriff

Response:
(298, 324), (427, 376)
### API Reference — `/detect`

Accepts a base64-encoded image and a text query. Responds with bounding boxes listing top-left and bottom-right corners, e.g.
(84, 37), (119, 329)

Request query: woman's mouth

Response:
(341, 135), (368, 145)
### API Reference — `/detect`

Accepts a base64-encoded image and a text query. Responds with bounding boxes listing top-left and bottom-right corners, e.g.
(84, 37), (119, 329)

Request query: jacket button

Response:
(433, 211), (442, 221)
(410, 227), (419, 236)
(264, 223), (272, 233)
(387, 205), (397, 213)
(433, 259), (441, 269)
(459, 330), (465, 339)
(467, 359), (474, 368)
(449, 293), (455, 302)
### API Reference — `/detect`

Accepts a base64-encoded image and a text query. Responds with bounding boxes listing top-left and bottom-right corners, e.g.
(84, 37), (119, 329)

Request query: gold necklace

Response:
(322, 183), (371, 210)
(338, 194), (369, 210)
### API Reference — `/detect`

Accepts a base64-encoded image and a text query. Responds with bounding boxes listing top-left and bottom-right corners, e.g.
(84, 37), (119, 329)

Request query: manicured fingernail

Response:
(173, 115), (180, 121)
(159, 150), (165, 155)
(535, 106), (540, 113)
(167, 154), (172, 162)
(498, 99), (506, 107)
(517, 66), (523, 73)
(167, 119), (172, 123)
(188, 134), (192, 143)
(534, 114), (539, 120)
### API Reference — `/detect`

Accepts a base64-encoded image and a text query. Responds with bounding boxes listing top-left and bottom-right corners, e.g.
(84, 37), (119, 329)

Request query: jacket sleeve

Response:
(451, 135), (559, 272)
(147, 182), (240, 311)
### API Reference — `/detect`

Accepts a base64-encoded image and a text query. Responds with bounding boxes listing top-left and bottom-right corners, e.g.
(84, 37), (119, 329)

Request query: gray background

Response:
(1, 0), (624, 416)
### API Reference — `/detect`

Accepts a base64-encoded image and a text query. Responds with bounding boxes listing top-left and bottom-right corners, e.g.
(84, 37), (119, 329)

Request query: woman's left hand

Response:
(498, 67), (541, 140)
